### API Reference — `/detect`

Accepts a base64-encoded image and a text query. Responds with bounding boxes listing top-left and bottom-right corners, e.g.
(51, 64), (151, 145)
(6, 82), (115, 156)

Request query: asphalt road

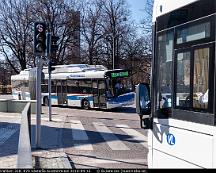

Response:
(53, 105), (148, 169)
(0, 94), (148, 169)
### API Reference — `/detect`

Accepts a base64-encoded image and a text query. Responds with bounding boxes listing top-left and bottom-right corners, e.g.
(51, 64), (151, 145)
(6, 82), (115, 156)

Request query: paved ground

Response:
(0, 95), (147, 169)
(61, 106), (148, 169)
(30, 108), (72, 169)
(0, 112), (21, 168)
(0, 106), (72, 169)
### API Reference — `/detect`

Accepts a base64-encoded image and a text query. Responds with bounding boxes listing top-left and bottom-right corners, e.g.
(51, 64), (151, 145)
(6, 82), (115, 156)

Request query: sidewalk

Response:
(0, 107), (72, 169)
(32, 150), (71, 169)
(31, 107), (72, 169)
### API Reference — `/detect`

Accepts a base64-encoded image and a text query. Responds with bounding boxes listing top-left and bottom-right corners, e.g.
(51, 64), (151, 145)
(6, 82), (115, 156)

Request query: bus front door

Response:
(92, 80), (106, 108)
(98, 80), (106, 108)
(57, 80), (67, 105)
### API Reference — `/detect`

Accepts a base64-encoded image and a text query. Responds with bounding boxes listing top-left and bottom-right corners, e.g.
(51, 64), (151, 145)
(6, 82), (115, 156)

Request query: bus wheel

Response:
(44, 97), (49, 106)
(82, 99), (90, 110)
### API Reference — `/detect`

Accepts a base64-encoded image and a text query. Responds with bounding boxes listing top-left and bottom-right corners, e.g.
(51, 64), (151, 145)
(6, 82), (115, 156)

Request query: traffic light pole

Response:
(36, 56), (42, 148)
(34, 21), (47, 148)
(46, 32), (52, 121)
(48, 61), (52, 121)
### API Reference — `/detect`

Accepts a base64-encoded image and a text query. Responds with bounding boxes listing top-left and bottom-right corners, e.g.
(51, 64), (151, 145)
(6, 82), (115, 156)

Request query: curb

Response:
(32, 150), (72, 169)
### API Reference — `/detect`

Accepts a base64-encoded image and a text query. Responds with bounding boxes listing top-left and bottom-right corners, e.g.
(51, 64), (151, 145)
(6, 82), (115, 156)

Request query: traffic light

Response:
(34, 22), (46, 55)
(48, 60), (56, 73)
(51, 36), (59, 52)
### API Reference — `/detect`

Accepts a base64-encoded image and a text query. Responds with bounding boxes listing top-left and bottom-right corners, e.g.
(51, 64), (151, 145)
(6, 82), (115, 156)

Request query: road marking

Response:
(93, 122), (130, 150)
(94, 158), (147, 164)
(0, 115), (62, 122)
(41, 118), (62, 122)
(71, 120), (89, 140)
(0, 115), (20, 119)
(70, 120), (93, 150)
(73, 143), (93, 150)
(116, 124), (148, 148)
(72, 157), (147, 165)
(0, 125), (19, 145)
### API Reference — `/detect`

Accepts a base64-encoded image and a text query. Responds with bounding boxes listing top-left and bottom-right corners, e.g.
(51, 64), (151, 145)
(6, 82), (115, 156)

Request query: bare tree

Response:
(0, 0), (81, 74)
(94, 0), (131, 69)
(80, 0), (133, 69)
(0, 0), (153, 88)
(80, 0), (151, 85)
(0, 0), (34, 73)
(0, 60), (15, 83)
(31, 0), (80, 65)
(80, 0), (104, 65)
(141, 0), (153, 36)
(131, 0), (153, 84)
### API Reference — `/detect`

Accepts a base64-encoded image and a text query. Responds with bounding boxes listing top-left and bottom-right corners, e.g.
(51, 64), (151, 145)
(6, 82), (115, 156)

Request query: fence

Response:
(16, 102), (32, 168)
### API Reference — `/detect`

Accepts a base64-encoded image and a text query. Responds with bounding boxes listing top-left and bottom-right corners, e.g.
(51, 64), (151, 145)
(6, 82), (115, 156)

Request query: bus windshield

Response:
(105, 70), (133, 97)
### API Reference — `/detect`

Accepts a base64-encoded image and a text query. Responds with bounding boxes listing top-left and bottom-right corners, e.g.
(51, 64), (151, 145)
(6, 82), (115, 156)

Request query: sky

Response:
(127, 0), (147, 25)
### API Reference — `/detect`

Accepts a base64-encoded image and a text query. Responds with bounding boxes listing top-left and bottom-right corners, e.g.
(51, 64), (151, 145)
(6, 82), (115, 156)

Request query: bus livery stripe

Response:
(67, 95), (93, 101)
(107, 92), (135, 104)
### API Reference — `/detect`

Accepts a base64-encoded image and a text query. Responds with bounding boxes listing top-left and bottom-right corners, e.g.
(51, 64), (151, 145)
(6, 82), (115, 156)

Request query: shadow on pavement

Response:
(0, 122), (20, 157)
(57, 105), (136, 114)
(0, 120), (145, 158)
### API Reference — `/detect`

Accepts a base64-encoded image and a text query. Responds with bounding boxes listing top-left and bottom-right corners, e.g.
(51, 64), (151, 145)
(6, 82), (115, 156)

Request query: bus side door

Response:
(57, 80), (67, 105)
(92, 79), (106, 108)
(98, 80), (106, 108)
(92, 80), (99, 107)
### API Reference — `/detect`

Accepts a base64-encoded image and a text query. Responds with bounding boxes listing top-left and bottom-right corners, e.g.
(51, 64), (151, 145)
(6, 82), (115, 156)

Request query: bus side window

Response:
(175, 47), (212, 112)
(156, 30), (174, 117)
(193, 48), (209, 110)
(175, 51), (191, 108)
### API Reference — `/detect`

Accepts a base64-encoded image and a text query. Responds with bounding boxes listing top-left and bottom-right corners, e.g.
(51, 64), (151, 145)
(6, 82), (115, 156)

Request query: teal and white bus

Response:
(11, 64), (135, 109)
(136, 0), (216, 168)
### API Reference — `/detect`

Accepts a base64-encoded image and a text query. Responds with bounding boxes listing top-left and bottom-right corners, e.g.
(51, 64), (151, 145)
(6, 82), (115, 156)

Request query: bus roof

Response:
(11, 64), (127, 80)
(44, 70), (107, 80)
(43, 64), (108, 74)
(11, 74), (29, 80)
(11, 70), (29, 80)
(152, 0), (199, 22)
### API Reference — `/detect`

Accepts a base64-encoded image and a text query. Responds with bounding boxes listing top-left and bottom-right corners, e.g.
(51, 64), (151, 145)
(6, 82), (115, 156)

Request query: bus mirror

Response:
(142, 117), (153, 129)
(136, 83), (151, 115)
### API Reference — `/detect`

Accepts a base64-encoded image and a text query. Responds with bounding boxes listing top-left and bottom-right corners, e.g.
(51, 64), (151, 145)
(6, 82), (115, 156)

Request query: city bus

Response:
(136, 0), (216, 168)
(11, 64), (135, 109)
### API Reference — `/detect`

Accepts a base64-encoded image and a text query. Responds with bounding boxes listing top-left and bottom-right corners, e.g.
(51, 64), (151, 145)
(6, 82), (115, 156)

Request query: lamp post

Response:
(112, 17), (127, 70)
(112, 35), (115, 70)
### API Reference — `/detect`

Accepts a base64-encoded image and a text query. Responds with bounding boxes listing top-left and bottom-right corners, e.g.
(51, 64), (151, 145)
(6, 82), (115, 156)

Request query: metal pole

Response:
(46, 32), (52, 121)
(48, 64), (52, 121)
(36, 56), (42, 148)
(112, 35), (115, 70)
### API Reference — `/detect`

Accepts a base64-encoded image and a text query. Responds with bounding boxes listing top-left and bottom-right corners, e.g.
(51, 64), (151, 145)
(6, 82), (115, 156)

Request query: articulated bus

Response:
(136, 0), (216, 168)
(11, 64), (135, 109)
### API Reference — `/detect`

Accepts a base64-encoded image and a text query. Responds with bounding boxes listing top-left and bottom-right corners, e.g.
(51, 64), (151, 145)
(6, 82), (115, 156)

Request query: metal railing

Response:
(17, 102), (32, 168)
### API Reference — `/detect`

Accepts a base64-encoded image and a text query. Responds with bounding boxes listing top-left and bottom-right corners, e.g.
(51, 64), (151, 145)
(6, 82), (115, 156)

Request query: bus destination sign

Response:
(111, 71), (129, 78)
